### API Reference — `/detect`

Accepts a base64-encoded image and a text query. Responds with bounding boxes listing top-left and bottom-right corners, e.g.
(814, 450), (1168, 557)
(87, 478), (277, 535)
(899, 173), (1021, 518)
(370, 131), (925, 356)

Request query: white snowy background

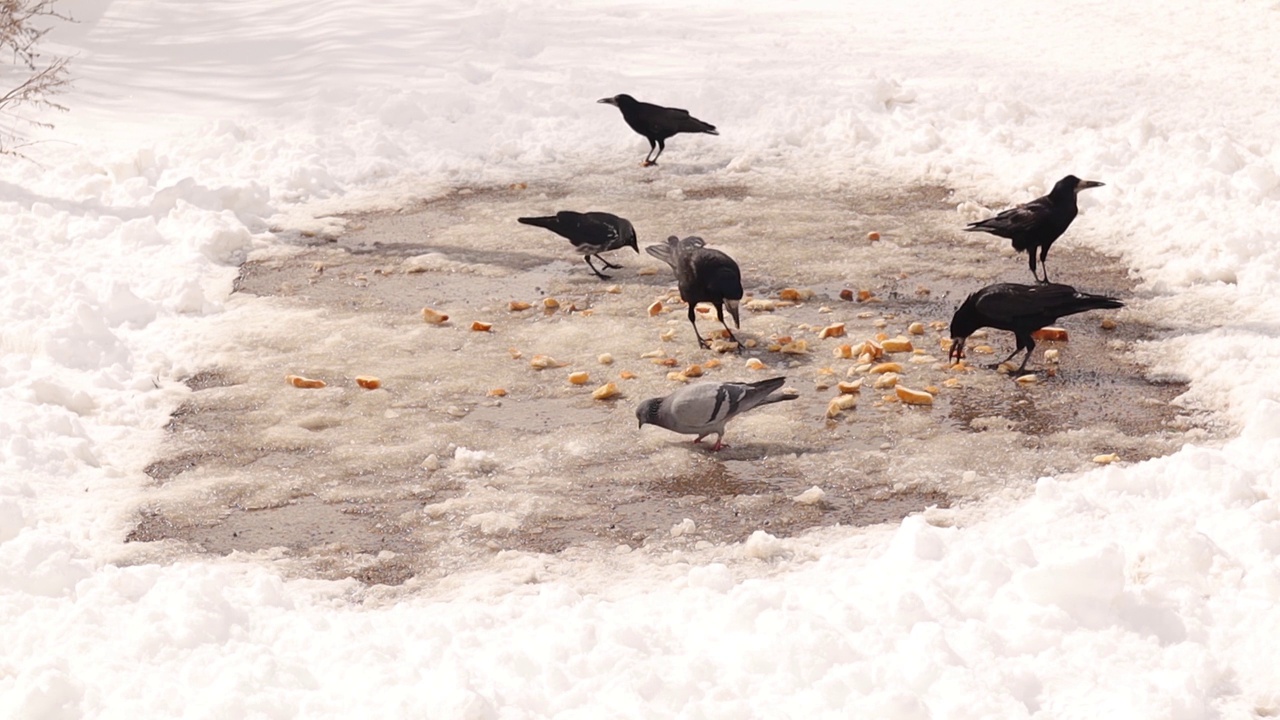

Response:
(2, 0), (1280, 717)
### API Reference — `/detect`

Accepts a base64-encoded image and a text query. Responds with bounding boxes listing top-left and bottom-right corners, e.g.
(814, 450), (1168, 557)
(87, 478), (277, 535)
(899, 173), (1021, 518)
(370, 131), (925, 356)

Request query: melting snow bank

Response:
(0, 141), (274, 537)
(4, 437), (1279, 716)
(2, 0), (1280, 715)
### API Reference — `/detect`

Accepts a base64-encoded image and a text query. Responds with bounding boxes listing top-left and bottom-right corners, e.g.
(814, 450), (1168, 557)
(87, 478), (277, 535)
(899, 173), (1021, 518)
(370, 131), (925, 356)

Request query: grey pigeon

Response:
(964, 175), (1104, 283)
(635, 376), (798, 451)
(517, 211), (638, 280)
(646, 235), (743, 349)
(597, 94), (718, 166)
(949, 282), (1123, 373)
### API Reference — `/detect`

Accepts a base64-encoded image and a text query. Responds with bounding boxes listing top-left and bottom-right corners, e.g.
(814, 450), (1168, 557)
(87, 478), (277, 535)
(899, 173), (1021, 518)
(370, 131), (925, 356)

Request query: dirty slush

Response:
(132, 177), (1202, 585)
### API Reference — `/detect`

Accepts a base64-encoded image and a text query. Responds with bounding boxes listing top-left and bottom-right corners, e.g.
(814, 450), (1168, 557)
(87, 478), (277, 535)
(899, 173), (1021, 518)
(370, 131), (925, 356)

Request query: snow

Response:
(2, 0), (1280, 717)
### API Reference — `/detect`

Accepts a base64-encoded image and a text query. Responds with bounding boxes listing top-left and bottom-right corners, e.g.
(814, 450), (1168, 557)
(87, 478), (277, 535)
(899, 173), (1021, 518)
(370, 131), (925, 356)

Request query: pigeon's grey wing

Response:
(662, 382), (744, 433)
(730, 377), (790, 412)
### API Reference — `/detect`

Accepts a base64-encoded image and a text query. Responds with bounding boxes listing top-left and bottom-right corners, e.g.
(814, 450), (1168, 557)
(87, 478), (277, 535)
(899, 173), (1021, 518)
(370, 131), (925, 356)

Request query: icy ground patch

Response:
(126, 175), (1203, 585)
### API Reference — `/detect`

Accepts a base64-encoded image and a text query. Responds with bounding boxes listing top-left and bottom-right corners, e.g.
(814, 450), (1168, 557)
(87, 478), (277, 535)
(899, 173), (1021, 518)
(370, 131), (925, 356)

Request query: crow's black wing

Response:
(975, 283), (1110, 326)
(558, 211), (620, 249)
(969, 283), (1053, 323)
(966, 197), (1053, 236)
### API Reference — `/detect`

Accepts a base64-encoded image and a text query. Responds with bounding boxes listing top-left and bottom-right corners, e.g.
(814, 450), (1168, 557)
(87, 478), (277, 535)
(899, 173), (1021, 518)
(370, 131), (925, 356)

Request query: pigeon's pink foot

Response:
(710, 440), (729, 452)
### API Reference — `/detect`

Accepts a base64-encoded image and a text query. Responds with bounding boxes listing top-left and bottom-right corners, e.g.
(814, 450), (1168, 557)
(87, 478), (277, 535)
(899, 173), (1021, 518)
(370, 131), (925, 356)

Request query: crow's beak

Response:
(725, 299), (741, 329)
(598, 97), (617, 106)
(637, 418), (645, 428)
(1078, 179), (1105, 190)
(948, 337), (965, 364)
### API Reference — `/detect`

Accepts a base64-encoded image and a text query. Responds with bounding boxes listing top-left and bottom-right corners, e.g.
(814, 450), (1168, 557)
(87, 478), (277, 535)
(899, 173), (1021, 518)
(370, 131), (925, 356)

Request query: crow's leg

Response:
(997, 348), (1021, 366)
(1039, 246), (1052, 283)
(584, 255), (612, 280)
(689, 304), (709, 349)
(642, 139), (658, 166)
(713, 303), (741, 351)
(996, 336), (1028, 368)
(597, 253), (622, 269)
(1028, 250), (1044, 283)
(720, 325), (741, 348)
(644, 139), (666, 167)
(1014, 336), (1037, 374)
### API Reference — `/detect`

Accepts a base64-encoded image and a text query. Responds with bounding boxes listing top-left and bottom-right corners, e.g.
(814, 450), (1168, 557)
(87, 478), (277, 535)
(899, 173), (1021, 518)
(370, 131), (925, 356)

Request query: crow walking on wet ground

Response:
(516, 211), (638, 280)
(598, 94), (718, 166)
(636, 376), (798, 451)
(965, 175), (1104, 283)
(646, 236), (743, 349)
(948, 282), (1123, 374)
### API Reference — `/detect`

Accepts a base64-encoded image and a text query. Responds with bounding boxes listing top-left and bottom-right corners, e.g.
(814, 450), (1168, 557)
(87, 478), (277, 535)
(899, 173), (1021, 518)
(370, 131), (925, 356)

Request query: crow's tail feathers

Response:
(1057, 291), (1124, 318)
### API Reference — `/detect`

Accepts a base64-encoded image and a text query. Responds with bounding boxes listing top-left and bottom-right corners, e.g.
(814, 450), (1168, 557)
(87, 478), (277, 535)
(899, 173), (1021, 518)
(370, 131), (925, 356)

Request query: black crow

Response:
(948, 282), (1123, 374)
(517, 211), (638, 280)
(636, 376), (798, 451)
(964, 175), (1104, 283)
(597, 94), (718, 166)
(646, 236), (743, 349)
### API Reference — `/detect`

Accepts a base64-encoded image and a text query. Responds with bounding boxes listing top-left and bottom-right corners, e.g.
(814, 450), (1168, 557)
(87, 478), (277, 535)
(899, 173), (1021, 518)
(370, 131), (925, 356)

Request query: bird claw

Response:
(641, 160), (657, 167)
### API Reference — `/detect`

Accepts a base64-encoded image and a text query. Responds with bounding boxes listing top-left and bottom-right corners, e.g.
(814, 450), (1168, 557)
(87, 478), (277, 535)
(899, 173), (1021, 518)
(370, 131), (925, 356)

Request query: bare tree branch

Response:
(0, 0), (73, 157)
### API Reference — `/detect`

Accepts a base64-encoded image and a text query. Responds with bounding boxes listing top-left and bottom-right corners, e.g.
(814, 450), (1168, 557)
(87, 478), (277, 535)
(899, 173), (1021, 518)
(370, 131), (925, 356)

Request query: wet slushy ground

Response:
(129, 173), (1211, 585)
